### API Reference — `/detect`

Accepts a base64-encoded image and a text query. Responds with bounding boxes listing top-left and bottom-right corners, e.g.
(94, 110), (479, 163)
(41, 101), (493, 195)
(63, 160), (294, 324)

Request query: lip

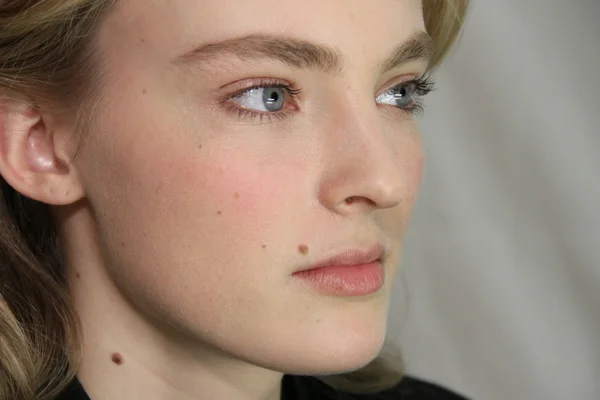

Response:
(293, 261), (384, 296)
(296, 243), (386, 272)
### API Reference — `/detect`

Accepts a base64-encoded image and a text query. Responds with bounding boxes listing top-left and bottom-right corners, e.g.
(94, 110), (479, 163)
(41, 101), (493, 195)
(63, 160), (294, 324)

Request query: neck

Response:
(59, 205), (283, 400)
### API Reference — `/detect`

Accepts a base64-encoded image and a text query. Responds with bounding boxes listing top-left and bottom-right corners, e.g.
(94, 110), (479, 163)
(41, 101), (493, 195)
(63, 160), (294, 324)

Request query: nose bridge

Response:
(317, 92), (407, 212)
(333, 96), (383, 153)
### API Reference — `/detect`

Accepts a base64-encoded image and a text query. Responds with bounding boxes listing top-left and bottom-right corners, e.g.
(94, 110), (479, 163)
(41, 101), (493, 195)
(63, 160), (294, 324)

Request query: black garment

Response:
(57, 374), (470, 399)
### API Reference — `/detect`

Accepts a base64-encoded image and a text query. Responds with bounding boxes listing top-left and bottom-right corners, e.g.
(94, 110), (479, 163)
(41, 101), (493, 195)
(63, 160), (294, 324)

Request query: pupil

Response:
(268, 91), (279, 102)
(393, 86), (411, 106)
(263, 88), (285, 111)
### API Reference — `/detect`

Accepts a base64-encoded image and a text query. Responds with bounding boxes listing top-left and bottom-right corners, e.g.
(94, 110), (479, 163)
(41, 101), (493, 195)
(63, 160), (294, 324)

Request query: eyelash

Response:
(398, 74), (436, 116)
(222, 75), (435, 122)
(221, 79), (301, 123)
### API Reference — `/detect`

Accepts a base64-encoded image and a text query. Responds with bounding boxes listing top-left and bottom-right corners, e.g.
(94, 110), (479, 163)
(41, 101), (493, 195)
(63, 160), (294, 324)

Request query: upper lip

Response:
(297, 243), (386, 272)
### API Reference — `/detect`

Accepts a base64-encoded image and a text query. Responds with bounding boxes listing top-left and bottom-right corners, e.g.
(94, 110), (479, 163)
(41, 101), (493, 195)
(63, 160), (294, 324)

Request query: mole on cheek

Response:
(298, 244), (309, 255)
(111, 353), (124, 365)
(234, 192), (240, 199)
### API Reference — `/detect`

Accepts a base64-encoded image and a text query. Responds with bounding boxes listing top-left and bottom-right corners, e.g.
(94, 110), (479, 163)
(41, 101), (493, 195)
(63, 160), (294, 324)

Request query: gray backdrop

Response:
(390, 1), (600, 399)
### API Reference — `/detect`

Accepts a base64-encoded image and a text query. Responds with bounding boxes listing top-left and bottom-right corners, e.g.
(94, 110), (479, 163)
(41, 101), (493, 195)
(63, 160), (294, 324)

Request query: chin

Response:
(298, 336), (386, 376)
(246, 313), (389, 376)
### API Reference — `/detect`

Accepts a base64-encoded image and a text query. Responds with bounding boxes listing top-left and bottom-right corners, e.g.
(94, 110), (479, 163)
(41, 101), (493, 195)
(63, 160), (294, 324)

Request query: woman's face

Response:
(75, 0), (428, 374)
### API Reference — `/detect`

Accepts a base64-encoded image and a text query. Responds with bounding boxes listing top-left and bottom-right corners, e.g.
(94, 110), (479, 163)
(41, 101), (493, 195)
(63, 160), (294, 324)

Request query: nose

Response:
(317, 97), (411, 216)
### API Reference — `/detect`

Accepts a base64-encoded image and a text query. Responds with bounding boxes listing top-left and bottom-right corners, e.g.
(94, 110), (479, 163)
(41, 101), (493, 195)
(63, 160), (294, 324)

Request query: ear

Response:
(0, 98), (85, 205)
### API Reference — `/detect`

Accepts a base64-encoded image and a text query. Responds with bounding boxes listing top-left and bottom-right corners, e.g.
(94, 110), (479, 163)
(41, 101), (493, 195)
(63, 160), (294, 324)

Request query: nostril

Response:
(345, 196), (357, 204)
(345, 196), (374, 206)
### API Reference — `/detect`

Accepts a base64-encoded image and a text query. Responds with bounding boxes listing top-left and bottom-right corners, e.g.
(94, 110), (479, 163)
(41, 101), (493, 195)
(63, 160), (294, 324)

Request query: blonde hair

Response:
(0, 1), (469, 399)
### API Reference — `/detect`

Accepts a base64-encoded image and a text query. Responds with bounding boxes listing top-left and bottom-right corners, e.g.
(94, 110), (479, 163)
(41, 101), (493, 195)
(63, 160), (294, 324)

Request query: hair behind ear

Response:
(0, 176), (81, 400)
(0, 1), (113, 398)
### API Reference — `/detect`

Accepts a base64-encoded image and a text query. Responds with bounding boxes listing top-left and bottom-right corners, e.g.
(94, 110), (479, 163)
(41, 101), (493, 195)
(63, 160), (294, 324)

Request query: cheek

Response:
(85, 126), (300, 278)
(395, 124), (425, 205)
(133, 147), (293, 249)
(403, 143), (424, 202)
(81, 132), (304, 327)
(168, 150), (293, 239)
(376, 124), (424, 236)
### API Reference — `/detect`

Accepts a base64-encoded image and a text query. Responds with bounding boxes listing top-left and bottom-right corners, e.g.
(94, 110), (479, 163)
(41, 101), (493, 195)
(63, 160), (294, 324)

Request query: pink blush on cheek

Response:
(171, 150), (295, 234)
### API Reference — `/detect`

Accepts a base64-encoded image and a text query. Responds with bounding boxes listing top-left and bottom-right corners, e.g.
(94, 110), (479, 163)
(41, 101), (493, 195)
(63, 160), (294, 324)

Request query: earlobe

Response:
(0, 98), (85, 205)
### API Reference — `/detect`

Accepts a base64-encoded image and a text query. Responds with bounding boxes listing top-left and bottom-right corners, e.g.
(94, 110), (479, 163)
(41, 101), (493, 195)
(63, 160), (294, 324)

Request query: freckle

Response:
(262, 244), (267, 249)
(234, 192), (240, 199)
(140, 38), (145, 43)
(198, 144), (203, 149)
(298, 244), (309, 255)
(120, 242), (125, 247)
(142, 88), (147, 94)
(217, 210), (222, 215)
(76, 272), (80, 279)
(111, 353), (124, 365)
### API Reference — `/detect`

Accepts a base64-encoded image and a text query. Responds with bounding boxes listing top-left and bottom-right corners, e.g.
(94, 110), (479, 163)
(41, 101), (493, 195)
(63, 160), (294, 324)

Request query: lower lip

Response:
(292, 261), (384, 296)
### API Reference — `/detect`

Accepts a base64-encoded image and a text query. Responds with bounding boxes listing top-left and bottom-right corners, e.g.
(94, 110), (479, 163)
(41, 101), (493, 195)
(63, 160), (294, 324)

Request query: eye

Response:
(231, 86), (287, 112)
(376, 82), (417, 108)
(375, 76), (435, 113)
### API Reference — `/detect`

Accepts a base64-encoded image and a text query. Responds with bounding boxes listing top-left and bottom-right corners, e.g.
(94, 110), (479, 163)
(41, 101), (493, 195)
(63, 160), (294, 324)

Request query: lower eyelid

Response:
(222, 100), (295, 122)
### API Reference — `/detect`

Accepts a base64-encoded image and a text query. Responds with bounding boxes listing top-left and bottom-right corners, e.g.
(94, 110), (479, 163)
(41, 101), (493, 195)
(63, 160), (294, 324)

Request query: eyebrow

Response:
(174, 31), (434, 75)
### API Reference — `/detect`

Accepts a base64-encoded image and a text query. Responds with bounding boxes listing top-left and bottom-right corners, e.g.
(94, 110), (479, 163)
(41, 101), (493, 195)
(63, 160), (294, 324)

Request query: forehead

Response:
(99, 0), (425, 63)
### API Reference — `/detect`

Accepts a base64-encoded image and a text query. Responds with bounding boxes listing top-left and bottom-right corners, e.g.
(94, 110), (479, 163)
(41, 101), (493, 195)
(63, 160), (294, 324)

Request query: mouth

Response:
(292, 243), (386, 296)
(297, 243), (386, 272)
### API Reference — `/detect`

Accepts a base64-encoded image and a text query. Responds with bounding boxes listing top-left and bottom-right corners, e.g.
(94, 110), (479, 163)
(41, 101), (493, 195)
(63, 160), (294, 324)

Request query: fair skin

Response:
(0, 0), (430, 399)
